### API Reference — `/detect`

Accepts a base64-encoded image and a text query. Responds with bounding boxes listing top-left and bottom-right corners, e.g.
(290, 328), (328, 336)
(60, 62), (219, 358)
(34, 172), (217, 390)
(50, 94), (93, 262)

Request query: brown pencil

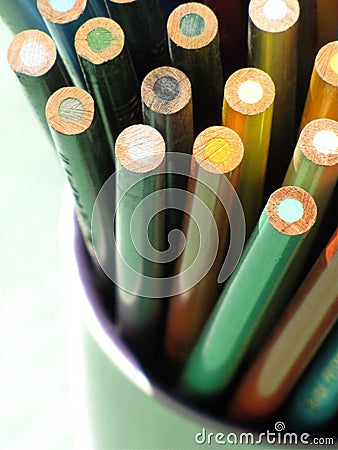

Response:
(165, 126), (244, 367)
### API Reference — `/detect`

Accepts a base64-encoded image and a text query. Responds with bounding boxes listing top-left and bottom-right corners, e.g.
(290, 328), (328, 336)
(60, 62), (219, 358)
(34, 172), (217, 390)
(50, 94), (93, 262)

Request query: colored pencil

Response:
(248, 0), (300, 193)
(37, 0), (97, 88)
(284, 118), (338, 220)
(165, 126), (244, 368)
(286, 324), (338, 430)
(104, 0), (170, 82)
(75, 17), (141, 147)
(0, 0), (49, 35)
(222, 67), (275, 235)
(141, 65), (194, 233)
(45, 86), (114, 256)
(180, 186), (317, 397)
(114, 124), (167, 357)
(167, 2), (223, 133)
(299, 41), (338, 132)
(229, 229), (338, 421)
(7, 29), (71, 142)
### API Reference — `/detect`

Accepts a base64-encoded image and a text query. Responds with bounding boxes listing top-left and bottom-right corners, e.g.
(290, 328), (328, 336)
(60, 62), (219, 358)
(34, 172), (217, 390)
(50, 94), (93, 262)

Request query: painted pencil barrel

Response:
(141, 66), (194, 234)
(104, 0), (169, 82)
(75, 17), (141, 147)
(37, 0), (96, 88)
(114, 124), (167, 356)
(0, 0), (49, 35)
(180, 185), (317, 397)
(299, 41), (338, 131)
(165, 126), (244, 368)
(283, 118), (338, 221)
(7, 30), (71, 141)
(45, 86), (114, 255)
(167, 2), (224, 134)
(222, 67), (275, 235)
(286, 324), (338, 430)
(248, 0), (300, 192)
(229, 229), (338, 420)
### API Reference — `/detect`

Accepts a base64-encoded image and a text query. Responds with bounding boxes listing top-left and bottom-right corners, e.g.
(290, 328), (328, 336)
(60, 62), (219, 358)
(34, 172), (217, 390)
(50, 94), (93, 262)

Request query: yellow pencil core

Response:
(204, 137), (231, 164)
(329, 53), (338, 75)
(238, 80), (264, 104)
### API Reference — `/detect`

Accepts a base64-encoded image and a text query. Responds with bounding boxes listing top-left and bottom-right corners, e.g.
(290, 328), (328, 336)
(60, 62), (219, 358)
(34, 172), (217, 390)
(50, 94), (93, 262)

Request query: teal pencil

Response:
(180, 186), (317, 397)
(286, 324), (338, 430)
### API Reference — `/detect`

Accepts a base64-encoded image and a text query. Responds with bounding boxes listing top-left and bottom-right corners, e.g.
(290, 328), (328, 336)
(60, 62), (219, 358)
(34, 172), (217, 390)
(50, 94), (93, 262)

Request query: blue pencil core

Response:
(49, 0), (76, 13)
(278, 198), (304, 223)
(179, 13), (205, 38)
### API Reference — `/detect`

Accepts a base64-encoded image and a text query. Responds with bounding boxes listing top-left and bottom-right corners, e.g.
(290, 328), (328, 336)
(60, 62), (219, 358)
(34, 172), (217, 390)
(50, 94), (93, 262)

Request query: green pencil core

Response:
(179, 13), (205, 37)
(87, 28), (113, 52)
(153, 76), (181, 102)
(278, 198), (304, 223)
(59, 98), (84, 122)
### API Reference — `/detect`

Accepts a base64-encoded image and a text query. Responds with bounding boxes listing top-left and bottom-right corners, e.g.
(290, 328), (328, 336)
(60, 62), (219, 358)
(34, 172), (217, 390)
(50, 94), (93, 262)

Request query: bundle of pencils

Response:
(3, 0), (337, 438)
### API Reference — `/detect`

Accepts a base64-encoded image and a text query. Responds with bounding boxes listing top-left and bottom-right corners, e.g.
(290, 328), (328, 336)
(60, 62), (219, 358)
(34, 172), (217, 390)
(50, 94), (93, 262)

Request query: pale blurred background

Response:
(0, 19), (73, 449)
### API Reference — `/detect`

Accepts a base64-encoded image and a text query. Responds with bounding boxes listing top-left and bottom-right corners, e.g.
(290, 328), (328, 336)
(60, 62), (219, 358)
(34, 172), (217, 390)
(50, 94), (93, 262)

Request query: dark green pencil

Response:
(75, 17), (141, 148)
(104, 0), (170, 82)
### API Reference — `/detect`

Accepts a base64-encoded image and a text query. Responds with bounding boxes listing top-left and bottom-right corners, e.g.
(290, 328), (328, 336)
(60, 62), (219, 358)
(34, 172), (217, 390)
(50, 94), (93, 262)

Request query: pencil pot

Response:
(61, 192), (263, 450)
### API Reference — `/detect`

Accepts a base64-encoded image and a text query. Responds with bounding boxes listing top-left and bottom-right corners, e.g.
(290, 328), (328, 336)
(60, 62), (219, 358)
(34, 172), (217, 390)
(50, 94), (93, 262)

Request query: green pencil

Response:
(45, 86), (114, 257)
(114, 124), (167, 358)
(141, 65), (194, 233)
(167, 2), (223, 134)
(7, 29), (71, 142)
(287, 324), (338, 430)
(104, 0), (170, 82)
(75, 17), (141, 147)
(180, 186), (317, 397)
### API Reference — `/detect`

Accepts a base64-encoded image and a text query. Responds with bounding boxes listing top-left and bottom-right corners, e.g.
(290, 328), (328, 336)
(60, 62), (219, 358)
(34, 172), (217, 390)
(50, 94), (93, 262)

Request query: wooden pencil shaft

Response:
(167, 2), (224, 133)
(104, 0), (170, 82)
(142, 65), (194, 236)
(75, 17), (141, 145)
(286, 325), (338, 429)
(141, 66), (193, 155)
(46, 87), (114, 255)
(229, 229), (338, 420)
(37, 0), (97, 88)
(299, 41), (338, 131)
(222, 67), (275, 234)
(251, 118), (338, 359)
(180, 186), (317, 396)
(0, 0), (49, 35)
(165, 126), (244, 366)
(248, 0), (300, 192)
(284, 118), (338, 221)
(114, 124), (166, 351)
(7, 30), (71, 141)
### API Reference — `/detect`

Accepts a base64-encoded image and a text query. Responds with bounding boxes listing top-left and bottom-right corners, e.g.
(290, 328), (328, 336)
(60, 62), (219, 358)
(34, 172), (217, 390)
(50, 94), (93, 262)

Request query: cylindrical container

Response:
(61, 191), (297, 450)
